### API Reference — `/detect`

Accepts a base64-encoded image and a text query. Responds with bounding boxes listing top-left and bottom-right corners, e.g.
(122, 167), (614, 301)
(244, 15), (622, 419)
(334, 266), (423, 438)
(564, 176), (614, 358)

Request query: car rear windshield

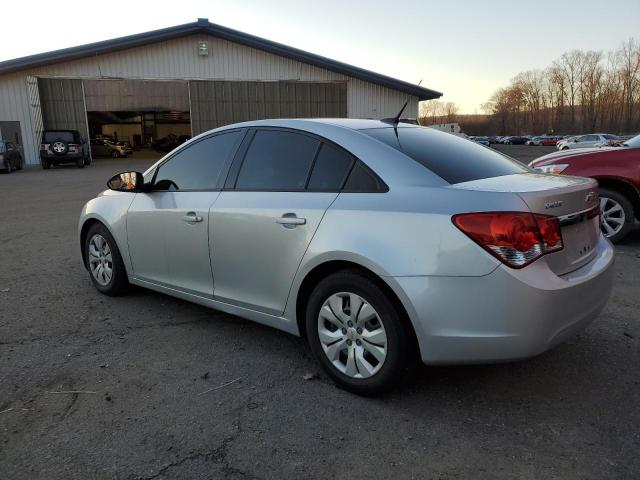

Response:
(361, 127), (529, 184)
(43, 131), (76, 143)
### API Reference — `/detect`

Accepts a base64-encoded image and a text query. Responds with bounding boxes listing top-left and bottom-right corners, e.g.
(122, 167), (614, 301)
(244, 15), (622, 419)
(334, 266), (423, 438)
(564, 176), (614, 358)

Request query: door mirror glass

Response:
(107, 171), (144, 192)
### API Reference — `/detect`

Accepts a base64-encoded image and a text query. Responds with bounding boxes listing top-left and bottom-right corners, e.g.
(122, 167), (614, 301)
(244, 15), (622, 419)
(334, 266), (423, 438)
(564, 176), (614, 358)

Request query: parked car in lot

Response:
(557, 134), (619, 150)
(40, 130), (90, 169)
(79, 119), (614, 395)
(0, 141), (24, 173)
(530, 133), (640, 242)
(526, 136), (542, 146)
(539, 136), (560, 146)
(470, 136), (490, 147)
(90, 139), (130, 158)
(503, 136), (529, 145)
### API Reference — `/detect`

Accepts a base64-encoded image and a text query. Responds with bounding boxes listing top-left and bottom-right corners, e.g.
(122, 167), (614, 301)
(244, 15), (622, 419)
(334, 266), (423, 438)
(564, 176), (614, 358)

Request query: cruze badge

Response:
(544, 200), (563, 209)
(585, 191), (595, 203)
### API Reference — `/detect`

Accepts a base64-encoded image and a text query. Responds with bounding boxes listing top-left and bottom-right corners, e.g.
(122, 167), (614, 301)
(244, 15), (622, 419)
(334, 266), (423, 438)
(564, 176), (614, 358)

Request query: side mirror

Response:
(107, 171), (144, 192)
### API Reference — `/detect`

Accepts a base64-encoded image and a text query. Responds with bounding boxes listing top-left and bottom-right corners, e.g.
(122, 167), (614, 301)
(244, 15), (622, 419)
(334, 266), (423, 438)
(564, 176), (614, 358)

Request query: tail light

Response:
(453, 212), (564, 268)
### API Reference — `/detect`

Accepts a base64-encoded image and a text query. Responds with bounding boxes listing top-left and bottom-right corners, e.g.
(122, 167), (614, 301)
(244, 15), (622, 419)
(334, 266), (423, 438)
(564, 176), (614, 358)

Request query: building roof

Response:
(0, 18), (442, 100)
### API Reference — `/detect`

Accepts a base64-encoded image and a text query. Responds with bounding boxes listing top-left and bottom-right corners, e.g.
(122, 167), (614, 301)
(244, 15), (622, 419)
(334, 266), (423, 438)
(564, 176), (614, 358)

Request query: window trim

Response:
(224, 126), (387, 193)
(149, 128), (247, 193)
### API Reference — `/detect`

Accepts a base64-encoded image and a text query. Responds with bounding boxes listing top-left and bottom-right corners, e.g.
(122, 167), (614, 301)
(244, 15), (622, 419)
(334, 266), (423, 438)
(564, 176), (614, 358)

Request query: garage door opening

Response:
(83, 79), (191, 160)
(87, 110), (191, 155)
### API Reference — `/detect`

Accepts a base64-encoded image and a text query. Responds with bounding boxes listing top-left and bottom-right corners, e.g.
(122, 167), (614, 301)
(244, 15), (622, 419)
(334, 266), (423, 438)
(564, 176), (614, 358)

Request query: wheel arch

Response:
(79, 216), (129, 275)
(293, 259), (422, 361)
(596, 177), (640, 220)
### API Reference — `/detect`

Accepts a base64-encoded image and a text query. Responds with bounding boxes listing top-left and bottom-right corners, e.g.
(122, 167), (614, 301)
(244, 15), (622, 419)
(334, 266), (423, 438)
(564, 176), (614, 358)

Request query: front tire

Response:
(599, 188), (634, 243)
(111, 150), (120, 158)
(305, 270), (410, 395)
(85, 223), (129, 296)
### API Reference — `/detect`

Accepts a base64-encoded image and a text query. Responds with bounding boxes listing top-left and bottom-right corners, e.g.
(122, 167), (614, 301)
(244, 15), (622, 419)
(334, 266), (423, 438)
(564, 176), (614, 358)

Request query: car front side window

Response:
(154, 130), (243, 191)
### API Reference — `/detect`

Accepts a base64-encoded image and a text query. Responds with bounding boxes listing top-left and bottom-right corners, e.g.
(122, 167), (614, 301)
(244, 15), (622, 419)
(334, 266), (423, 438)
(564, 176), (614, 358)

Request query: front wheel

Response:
(85, 223), (129, 296)
(306, 270), (410, 395)
(599, 188), (634, 243)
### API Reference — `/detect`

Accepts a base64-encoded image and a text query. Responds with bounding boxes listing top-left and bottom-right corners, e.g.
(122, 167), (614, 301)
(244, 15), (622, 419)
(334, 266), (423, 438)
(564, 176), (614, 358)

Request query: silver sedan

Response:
(79, 119), (614, 395)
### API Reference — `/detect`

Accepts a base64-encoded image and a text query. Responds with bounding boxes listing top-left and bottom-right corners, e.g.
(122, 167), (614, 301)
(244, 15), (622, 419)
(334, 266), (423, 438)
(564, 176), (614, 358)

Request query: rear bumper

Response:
(41, 151), (83, 162)
(392, 234), (615, 364)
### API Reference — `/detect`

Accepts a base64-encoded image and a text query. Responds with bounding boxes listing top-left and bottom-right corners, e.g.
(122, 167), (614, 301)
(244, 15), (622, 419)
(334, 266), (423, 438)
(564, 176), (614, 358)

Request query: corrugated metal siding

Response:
(0, 34), (418, 165)
(84, 79), (190, 111)
(38, 78), (88, 133)
(189, 80), (347, 134)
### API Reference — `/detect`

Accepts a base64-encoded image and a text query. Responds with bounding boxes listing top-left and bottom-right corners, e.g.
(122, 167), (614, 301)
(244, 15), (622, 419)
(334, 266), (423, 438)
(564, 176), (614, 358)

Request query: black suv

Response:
(40, 130), (90, 169)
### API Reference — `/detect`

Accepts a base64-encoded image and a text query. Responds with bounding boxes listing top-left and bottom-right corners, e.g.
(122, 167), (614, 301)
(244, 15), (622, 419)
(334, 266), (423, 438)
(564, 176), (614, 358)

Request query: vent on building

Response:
(198, 41), (209, 56)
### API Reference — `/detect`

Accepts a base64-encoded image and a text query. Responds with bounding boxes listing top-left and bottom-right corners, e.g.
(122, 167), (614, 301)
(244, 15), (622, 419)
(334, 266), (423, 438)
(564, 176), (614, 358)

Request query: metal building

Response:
(0, 18), (441, 166)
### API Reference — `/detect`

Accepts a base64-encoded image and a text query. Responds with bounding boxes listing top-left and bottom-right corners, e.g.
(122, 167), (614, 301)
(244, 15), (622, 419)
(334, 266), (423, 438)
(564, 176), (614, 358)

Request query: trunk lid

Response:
(453, 173), (600, 275)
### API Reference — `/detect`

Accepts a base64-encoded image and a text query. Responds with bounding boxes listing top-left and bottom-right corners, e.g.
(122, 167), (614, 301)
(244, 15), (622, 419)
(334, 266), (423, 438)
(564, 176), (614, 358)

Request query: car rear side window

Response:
(236, 130), (319, 190)
(361, 127), (529, 184)
(307, 143), (354, 191)
(154, 130), (242, 191)
(343, 161), (387, 192)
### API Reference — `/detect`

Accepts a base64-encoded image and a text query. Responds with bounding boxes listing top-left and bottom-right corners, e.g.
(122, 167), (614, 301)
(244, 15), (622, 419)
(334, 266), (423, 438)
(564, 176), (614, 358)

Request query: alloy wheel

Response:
(317, 292), (388, 379)
(88, 234), (113, 286)
(600, 196), (625, 237)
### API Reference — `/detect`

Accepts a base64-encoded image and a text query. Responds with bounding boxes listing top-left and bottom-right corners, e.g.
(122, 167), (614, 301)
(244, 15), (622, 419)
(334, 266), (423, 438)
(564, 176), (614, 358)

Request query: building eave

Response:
(0, 19), (442, 100)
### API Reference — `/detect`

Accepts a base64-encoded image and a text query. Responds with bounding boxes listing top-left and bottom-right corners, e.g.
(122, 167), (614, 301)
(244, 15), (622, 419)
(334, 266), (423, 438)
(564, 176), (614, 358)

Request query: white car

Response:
(557, 134), (619, 150)
(78, 119), (614, 395)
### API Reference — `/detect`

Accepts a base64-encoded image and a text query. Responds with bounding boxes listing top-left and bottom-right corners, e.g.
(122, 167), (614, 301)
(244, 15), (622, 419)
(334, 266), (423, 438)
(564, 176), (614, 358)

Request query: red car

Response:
(529, 134), (640, 242)
(539, 136), (560, 146)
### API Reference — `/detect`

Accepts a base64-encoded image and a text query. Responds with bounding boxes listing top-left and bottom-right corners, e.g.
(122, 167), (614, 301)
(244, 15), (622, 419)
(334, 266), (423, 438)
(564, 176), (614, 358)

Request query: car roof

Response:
(218, 118), (420, 132)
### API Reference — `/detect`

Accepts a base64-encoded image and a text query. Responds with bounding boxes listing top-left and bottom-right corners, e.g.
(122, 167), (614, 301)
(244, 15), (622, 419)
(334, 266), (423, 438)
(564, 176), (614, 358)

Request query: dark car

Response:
(40, 130), (90, 169)
(530, 133), (640, 242)
(0, 141), (24, 173)
(504, 136), (529, 145)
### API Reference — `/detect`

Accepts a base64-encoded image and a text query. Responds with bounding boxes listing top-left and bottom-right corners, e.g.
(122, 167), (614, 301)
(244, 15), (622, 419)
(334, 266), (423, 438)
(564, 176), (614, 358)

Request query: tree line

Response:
(419, 38), (640, 136)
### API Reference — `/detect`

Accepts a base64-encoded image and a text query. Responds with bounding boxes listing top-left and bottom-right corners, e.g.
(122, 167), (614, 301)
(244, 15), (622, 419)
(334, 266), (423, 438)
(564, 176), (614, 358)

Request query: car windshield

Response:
(44, 131), (76, 143)
(361, 126), (530, 184)
(603, 134), (618, 140)
(623, 134), (640, 148)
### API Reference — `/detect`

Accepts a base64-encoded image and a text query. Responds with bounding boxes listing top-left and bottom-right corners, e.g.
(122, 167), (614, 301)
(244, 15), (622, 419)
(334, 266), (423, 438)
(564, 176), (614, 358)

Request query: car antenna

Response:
(383, 79), (423, 125)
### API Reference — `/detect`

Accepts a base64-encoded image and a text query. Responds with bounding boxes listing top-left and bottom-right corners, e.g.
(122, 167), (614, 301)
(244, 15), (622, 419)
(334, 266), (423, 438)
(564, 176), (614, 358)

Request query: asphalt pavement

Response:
(0, 147), (638, 479)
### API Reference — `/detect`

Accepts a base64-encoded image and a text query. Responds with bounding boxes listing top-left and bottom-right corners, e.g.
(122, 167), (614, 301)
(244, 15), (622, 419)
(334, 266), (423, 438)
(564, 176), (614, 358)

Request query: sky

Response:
(1, 0), (638, 114)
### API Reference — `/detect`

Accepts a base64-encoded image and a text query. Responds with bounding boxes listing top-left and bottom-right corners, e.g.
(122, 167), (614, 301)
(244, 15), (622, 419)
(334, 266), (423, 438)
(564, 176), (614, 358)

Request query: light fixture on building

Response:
(198, 41), (209, 56)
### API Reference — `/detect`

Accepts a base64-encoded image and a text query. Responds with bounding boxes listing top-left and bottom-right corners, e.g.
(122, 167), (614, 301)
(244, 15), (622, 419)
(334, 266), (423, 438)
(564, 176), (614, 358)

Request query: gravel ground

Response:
(1, 147), (639, 479)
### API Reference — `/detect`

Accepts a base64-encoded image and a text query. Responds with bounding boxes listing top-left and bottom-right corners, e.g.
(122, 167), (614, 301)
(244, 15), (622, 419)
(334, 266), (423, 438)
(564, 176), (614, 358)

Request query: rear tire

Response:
(5, 161), (11, 173)
(599, 188), (634, 243)
(76, 157), (85, 168)
(85, 223), (129, 296)
(305, 270), (410, 395)
(42, 159), (50, 169)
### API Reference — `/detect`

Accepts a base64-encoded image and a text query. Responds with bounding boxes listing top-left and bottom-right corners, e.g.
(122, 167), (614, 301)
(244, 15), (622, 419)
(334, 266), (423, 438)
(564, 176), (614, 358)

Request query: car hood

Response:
(529, 146), (619, 167)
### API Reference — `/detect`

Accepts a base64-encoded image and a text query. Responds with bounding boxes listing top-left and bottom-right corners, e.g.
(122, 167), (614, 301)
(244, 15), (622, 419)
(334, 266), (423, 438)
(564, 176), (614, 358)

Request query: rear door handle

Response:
(276, 214), (306, 227)
(182, 213), (203, 223)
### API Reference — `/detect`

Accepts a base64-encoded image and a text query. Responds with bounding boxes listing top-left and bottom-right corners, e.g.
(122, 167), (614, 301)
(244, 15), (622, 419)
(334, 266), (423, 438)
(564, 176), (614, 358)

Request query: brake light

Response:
(453, 212), (564, 268)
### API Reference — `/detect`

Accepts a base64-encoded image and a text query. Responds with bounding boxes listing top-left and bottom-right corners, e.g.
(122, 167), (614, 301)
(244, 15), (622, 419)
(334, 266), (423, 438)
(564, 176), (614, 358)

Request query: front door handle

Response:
(276, 214), (306, 227)
(182, 213), (203, 223)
